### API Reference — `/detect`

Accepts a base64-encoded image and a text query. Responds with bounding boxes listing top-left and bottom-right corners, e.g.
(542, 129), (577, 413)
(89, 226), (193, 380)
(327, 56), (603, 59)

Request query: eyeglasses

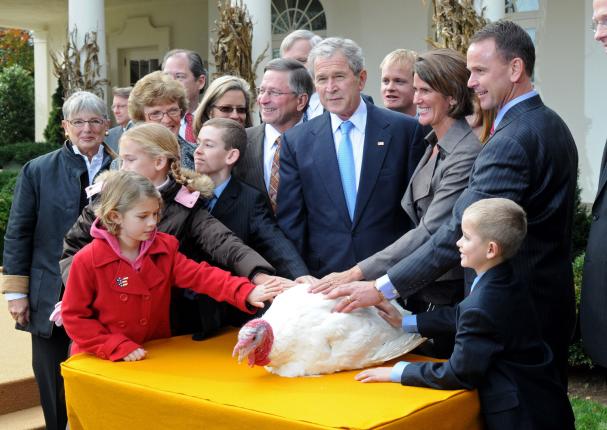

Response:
(590, 18), (607, 32)
(146, 108), (182, 121)
(212, 105), (248, 114)
(68, 119), (105, 129)
(256, 88), (297, 98)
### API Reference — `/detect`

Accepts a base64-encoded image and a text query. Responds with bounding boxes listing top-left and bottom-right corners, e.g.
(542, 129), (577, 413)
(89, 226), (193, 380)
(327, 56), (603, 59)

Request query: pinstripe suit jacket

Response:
(386, 95), (578, 371)
(211, 177), (308, 279)
(581, 138), (607, 366)
(235, 124), (272, 209)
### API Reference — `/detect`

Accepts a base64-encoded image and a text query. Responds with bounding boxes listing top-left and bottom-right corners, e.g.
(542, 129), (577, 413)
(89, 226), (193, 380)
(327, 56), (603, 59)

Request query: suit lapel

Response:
(353, 104), (391, 228)
(211, 179), (239, 218)
(251, 125), (267, 192)
(312, 113), (352, 226)
(403, 143), (432, 225)
(595, 139), (607, 200)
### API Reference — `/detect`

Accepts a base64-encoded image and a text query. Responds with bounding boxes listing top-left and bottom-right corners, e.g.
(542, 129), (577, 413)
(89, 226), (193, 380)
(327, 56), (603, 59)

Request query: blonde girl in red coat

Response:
(61, 170), (279, 361)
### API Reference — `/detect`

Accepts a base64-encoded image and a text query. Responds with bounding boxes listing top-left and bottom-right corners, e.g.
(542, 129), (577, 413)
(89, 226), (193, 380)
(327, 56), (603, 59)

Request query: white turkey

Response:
(232, 284), (425, 377)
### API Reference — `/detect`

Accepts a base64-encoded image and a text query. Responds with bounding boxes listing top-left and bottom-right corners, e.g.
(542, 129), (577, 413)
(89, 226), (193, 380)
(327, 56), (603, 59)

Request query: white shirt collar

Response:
(330, 97), (367, 134)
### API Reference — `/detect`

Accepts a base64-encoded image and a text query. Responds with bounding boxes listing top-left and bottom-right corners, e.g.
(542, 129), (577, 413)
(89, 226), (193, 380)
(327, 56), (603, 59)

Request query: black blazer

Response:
(581, 138), (607, 366)
(235, 124), (272, 209)
(277, 102), (425, 277)
(386, 95), (578, 376)
(211, 177), (308, 279)
(404, 263), (574, 430)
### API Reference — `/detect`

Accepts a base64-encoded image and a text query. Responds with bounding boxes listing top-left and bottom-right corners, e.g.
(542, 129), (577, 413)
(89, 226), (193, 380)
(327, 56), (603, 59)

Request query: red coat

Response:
(62, 231), (255, 361)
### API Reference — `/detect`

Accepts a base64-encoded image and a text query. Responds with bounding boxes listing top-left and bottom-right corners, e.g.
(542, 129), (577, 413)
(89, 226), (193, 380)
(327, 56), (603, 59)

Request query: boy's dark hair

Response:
(471, 20), (535, 77)
(464, 198), (527, 260)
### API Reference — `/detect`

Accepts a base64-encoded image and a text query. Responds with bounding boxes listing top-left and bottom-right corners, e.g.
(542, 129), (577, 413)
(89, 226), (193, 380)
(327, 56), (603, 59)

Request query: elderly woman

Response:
(314, 49), (482, 357)
(128, 70), (195, 169)
(193, 75), (253, 130)
(1, 91), (114, 430)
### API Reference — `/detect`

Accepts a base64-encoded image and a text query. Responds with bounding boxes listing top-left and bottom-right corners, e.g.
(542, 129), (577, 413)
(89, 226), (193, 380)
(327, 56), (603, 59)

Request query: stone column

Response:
(68, 0), (107, 99)
(33, 30), (49, 142)
(475, 0), (506, 22)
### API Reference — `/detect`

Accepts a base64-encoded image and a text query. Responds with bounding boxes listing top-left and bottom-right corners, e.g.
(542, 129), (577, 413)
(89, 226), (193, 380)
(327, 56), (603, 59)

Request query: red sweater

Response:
(62, 226), (255, 361)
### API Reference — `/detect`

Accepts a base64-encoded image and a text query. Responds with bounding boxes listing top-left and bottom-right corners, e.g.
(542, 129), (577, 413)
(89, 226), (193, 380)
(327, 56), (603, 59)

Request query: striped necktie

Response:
(268, 135), (281, 213)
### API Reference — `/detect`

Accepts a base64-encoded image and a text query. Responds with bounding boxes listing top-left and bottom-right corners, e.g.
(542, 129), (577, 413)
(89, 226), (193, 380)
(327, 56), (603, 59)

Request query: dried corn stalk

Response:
(51, 28), (108, 99)
(426, 0), (488, 55)
(210, 0), (267, 101)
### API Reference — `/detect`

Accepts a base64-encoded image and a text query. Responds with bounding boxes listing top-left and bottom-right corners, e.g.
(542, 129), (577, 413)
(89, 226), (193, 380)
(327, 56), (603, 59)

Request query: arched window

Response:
(271, 0), (327, 58)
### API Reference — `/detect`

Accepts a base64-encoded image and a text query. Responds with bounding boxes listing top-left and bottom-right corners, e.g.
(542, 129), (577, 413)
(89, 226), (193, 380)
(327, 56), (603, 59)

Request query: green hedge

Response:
(569, 253), (594, 368)
(0, 141), (59, 168)
(0, 170), (19, 263)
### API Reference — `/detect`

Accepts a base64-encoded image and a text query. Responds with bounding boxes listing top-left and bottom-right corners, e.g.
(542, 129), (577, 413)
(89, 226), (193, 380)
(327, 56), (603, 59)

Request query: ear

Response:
(196, 74), (206, 92)
(509, 57), (525, 83)
(108, 210), (123, 226)
(357, 69), (368, 92)
(486, 241), (501, 260)
(61, 120), (70, 136)
(154, 155), (169, 172)
(296, 93), (309, 113)
(225, 148), (240, 167)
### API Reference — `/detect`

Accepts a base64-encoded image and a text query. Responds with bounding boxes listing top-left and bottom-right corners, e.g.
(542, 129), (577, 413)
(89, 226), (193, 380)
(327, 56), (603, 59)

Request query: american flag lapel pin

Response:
(115, 276), (129, 288)
(377, 141), (384, 146)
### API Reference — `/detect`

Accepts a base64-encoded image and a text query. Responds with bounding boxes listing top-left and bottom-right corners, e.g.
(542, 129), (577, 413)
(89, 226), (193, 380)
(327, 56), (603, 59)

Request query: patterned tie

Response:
(268, 135), (281, 213)
(184, 112), (196, 143)
(337, 121), (356, 220)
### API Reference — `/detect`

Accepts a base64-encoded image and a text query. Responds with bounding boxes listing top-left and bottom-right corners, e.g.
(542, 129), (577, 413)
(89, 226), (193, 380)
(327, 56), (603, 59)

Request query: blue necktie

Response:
(337, 121), (356, 220)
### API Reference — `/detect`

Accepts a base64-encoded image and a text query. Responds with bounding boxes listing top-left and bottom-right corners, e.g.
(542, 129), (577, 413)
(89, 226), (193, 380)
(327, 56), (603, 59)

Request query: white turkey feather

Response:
(259, 284), (425, 377)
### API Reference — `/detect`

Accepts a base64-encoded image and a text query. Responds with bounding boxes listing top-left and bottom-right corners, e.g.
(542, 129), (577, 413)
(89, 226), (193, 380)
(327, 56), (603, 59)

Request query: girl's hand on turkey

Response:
(123, 347), (147, 362)
(355, 367), (392, 383)
(375, 300), (403, 328)
(247, 284), (283, 308)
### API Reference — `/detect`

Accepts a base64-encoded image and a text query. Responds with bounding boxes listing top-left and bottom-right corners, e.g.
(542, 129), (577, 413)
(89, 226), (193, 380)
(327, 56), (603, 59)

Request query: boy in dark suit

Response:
(356, 198), (574, 430)
(193, 118), (308, 281)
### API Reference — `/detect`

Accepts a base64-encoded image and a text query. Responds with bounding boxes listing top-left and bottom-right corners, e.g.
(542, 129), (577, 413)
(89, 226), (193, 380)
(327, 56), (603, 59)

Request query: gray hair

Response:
(112, 86), (133, 99)
(264, 58), (314, 100)
(307, 37), (365, 79)
(62, 91), (108, 119)
(279, 29), (323, 57)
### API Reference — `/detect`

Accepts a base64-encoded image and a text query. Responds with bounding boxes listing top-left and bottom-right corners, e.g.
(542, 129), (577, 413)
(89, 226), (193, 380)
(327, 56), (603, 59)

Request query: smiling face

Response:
(456, 217), (492, 273)
(413, 74), (454, 138)
(381, 63), (416, 116)
(61, 111), (108, 157)
(143, 101), (182, 135)
(113, 196), (160, 248)
(257, 70), (306, 132)
(466, 38), (516, 111)
(314, 52), (367, 120)
(112, 95), (130, 127)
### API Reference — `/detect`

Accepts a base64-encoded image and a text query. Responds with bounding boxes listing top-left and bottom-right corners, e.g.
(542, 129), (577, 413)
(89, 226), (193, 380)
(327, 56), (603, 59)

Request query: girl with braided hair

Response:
(61, 123), (290, 339)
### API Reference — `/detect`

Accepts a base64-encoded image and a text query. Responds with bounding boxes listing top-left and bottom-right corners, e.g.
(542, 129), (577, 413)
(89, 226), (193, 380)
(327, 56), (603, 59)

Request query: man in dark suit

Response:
(581, 0), (607, 368)
(234, 58), (314, 212)
(194, 117), (308, 280)
(328, 21), (578, 386)
(277, 37), (425, 278)
(106, 86), (132, 153)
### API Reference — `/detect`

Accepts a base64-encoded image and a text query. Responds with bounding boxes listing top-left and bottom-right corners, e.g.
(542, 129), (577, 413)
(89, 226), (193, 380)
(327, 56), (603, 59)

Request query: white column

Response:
(240, 0), (271, 86)
(33, 30), (49, 142)
(68, 0), (107, 99)
(477, 0), (506, 22)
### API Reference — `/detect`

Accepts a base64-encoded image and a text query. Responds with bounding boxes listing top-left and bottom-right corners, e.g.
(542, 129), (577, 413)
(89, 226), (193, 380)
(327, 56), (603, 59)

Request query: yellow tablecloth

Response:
(62, 329), (481, 429)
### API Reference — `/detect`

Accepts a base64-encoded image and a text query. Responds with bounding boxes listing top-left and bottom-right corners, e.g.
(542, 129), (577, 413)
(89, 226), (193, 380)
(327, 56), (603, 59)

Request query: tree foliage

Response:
(44, 80), (65, 146)
(0, 28), (34, 75)
(0, 64), (34, 146)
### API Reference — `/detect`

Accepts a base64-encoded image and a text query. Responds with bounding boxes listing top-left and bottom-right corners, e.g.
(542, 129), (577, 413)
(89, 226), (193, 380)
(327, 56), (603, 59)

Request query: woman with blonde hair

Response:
(193, 75), (253, 131)
(62, 123), (289, 338)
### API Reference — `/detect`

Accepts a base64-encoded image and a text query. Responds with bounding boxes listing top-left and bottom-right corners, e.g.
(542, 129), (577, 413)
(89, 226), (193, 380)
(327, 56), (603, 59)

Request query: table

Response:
(62, 329), (481, 429)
